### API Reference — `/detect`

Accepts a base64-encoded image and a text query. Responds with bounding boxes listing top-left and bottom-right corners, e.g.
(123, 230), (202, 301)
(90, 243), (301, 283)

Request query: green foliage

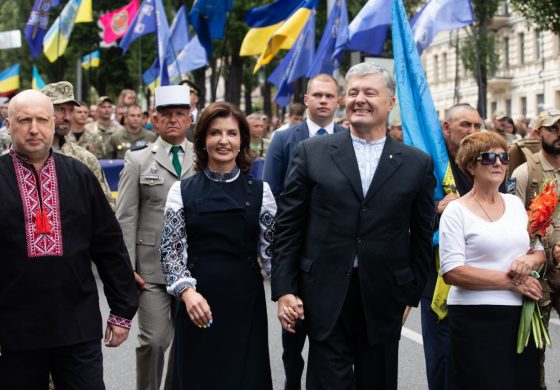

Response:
(510, 0), (560, 35)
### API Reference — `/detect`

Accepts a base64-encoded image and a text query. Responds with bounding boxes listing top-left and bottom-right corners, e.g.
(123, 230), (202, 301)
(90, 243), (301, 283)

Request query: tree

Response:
(459, 0), (501, 119)
(510, 0), (560, 35)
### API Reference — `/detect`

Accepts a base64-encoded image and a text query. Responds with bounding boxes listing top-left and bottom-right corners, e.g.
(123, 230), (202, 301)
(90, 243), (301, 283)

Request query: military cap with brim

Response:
(97, 96), (113, 106)
(41, 81), (80, 106)
(534, 109), (560, 129)
(155, 85), (190, 110)
(179, 79), (201, 96)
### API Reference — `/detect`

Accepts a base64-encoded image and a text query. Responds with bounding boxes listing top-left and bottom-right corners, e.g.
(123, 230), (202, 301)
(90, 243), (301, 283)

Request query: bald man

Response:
(0, 90), (138, 390)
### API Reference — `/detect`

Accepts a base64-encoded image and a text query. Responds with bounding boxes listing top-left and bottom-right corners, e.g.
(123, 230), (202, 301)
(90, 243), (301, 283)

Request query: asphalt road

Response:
(98, 276), (560, 390)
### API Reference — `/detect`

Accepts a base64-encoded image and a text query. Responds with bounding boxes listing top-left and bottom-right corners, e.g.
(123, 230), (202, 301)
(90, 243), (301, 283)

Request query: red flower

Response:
(528, 181), (558, 240)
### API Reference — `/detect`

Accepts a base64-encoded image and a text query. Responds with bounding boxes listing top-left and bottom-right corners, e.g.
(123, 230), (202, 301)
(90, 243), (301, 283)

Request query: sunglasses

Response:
(476, 152), (509, 165)
(542, 124), (560, 133)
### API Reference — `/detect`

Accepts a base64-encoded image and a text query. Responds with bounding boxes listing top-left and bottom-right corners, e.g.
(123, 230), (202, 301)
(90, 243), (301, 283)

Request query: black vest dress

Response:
(173, 171), (273, 390)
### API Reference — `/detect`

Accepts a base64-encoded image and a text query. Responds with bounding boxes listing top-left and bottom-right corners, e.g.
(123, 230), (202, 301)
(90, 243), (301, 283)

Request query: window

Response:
(491, 101), (498, 116)
(537, 94), (545, 113)
(519, 33), (525, 64)
(433, 55), (439, 83)
(536, 30), (543, 61)
(442, 53), (447, 82)
(520, 97), (527, 116)
(504, 37), (510, 68)
(506, 99), (512, 117)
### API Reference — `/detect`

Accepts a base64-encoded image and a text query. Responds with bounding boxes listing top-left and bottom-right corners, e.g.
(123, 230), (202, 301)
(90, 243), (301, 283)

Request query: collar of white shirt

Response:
(306, 118), (335, 137)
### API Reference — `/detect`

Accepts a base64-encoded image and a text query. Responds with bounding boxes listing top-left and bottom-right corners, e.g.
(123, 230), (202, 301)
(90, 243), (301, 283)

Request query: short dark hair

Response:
(193, 102), (254, 173)
(288, 102), (306, 116)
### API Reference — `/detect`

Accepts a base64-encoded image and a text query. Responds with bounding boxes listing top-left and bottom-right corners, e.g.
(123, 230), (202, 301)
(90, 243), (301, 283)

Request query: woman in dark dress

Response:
(160, 102), (276, 390)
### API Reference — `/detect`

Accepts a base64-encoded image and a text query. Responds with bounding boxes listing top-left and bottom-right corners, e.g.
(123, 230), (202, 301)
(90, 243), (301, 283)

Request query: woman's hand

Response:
(181, 287), (213, 328)
(508, 255), (534, 285)
(511, 276), (542, 301)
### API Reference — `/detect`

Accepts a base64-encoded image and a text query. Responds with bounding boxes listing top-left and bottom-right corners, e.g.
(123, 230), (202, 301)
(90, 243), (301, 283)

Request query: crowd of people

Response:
(1, 61), (560, 390)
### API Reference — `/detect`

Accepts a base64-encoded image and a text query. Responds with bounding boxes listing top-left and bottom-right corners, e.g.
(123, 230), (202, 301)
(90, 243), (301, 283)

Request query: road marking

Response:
(550, 318), (560, 326)
(402, 327), (423, 345)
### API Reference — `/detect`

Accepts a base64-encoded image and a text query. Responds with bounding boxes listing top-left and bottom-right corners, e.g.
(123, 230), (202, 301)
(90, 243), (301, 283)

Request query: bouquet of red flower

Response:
(517, 181), (557, 353)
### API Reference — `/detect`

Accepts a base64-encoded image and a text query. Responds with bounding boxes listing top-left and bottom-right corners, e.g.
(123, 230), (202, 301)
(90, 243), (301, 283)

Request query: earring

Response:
(203, 147), (206, 150)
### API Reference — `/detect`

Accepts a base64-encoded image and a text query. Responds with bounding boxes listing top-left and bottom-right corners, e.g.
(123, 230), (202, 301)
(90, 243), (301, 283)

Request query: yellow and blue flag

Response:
(32, 65), (46, 90)
(307, 0), (348, 77)
(43, 0), (88, 62)
(268, 11), (315, 107)
(392, 0), (448, 203)
(75, 0), (92, 23)
(240, 0), (311, 57)
(189, 0), (232, 58)
(143, 59), (159, 93)
(254, 0), (317, 72)
(81, 50), (100, 69)
(24, 0), (60, 59)
(0, 64), (20, 97)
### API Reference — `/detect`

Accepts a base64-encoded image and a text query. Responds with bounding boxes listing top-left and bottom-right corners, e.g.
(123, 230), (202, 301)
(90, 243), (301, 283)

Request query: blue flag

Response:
(189, 0), (233, 58)
(168, 35), (208, 80)
(120, 0), (170, 86)
(411, 0), (474, 54)
(167, 5), (190, 61)
(268, 12), (315, 107)
(392, 0), (448, 202)
(348, 0), (390, 55)
(24, 0), (60, 58)
(307, 0), (348, 77)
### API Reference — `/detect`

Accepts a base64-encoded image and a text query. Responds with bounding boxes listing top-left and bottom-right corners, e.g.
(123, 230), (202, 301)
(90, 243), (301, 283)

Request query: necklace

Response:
(473, 196), (497, 222)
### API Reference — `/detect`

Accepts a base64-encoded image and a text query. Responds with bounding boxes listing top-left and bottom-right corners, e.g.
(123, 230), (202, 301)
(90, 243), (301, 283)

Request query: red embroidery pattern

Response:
(107, 314), (132, 329)
(11, 151), (63, 257)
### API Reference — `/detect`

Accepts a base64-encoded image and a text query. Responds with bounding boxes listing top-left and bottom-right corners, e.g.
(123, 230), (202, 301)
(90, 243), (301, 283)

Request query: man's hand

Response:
(436, 193), (460, 215)
(553, 242), (560, 265)
(104, 324), (129, 347)
(402, 306), (412, 325)
(277, 294), (304, 333)
(134, 272), (146, 290)
(508, 255), (534, 285)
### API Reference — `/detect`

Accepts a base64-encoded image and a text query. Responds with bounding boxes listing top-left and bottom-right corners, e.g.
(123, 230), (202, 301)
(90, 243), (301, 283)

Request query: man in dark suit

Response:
(265, 73), (345, 390)
(272, 62), (435, 389)
(264, 74), (345, 199)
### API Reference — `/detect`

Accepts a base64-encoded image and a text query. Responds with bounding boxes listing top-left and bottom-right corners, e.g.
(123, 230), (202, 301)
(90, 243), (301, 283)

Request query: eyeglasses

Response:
(476, 152), (509, 165)
(542, 124), (560, 133)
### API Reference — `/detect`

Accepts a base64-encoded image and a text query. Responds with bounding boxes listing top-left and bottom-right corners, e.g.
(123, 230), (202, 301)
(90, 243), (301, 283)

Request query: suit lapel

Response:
(364, 137), (403, 203)
(330, 132), (363, 201)
(293, 122), (309, 143)
(152, 140), (177, 178)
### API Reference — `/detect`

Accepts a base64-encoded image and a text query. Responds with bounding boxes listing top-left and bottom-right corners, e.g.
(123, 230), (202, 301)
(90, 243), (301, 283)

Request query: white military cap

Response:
(155, 85), (190, 110)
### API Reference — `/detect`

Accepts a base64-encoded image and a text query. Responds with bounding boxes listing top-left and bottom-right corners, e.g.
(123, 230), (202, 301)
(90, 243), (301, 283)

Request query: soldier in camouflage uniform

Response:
(41, 82), (115, 210)
(108, 104), (157, 159)
(84, 96), (124, 159)
(68, 102), (106, 158)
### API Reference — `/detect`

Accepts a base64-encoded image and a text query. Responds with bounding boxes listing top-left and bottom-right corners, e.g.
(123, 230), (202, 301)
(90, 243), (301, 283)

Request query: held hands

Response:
(511, 276), (542, 301)
(104, 324), (129, 347)
(508, 256), (534, 285)
(277, 294), (304, 333)
(181, 287), (213, 328)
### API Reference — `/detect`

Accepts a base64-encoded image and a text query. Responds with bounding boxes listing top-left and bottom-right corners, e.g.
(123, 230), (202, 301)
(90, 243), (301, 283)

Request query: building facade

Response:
(422, 2), (560, 122)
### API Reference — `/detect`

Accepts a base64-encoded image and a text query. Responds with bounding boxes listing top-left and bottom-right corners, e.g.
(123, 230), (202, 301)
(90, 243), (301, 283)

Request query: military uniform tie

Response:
(170, 145), (182, 177)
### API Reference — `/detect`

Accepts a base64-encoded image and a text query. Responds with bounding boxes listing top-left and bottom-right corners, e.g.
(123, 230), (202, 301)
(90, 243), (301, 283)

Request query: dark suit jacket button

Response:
(245, 201), (250, 207)
(357, 237), (362, 244)
(346, 270), (352, 277)
(248, 180), (253, 185)
(361, 206), (368, 212)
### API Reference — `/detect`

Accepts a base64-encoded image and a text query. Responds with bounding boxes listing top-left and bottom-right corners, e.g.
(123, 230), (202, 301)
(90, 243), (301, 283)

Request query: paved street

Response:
(98, 274), (560, 389)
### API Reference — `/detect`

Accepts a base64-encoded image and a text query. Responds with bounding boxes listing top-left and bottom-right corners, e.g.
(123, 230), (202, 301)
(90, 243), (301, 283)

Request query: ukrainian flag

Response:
(32, 65), (46, 91)
(240, 0), (313, 57)
(253, 0), (317, 72)
(81, 50), (100, 69)
(43, 0), (91, 63)
(0, 64), (20, 96)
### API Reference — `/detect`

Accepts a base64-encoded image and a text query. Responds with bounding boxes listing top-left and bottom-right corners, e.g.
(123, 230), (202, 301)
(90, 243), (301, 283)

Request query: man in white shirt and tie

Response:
(116, 85), (195, 390)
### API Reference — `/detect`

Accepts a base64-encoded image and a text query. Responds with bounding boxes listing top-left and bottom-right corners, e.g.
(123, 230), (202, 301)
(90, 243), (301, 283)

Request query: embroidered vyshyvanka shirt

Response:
(0, 150), (138, 350)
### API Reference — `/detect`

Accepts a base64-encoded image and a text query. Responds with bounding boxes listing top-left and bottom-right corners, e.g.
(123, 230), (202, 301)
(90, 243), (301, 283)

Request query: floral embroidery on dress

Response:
(260, 211), (277, 258)
(11, 150), (63, 257)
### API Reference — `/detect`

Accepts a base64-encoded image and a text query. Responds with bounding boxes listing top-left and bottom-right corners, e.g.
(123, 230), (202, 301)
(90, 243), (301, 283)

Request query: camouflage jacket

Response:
(109, 128), (157, 159)
(85, 120), (124, 159)
(68, 128), (106, 159)
(55, 137), (116, 210)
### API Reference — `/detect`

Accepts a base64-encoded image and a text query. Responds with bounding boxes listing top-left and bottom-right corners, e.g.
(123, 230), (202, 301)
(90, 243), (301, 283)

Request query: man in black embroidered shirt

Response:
(0, 89), (138, 389)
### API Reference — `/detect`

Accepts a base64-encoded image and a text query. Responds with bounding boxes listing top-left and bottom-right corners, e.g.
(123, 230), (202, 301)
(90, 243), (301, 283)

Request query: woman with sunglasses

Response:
(439, 131), (545, 389)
